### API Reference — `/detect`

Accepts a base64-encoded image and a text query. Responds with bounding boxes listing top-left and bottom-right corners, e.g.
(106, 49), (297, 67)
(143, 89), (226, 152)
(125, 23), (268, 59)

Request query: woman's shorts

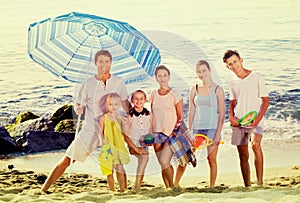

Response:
(193, 129), (219, 140)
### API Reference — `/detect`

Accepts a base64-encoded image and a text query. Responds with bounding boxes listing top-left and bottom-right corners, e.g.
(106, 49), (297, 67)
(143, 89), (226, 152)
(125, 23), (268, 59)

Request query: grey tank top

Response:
(192, 84), (219, 129)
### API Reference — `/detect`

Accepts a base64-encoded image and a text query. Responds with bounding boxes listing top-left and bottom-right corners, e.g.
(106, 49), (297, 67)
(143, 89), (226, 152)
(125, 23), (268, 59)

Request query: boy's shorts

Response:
(231, 126), (263, 145)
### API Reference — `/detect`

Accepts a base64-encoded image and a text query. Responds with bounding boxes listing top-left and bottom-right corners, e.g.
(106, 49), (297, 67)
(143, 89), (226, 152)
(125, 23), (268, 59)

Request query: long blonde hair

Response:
(105, 93), (121, 113)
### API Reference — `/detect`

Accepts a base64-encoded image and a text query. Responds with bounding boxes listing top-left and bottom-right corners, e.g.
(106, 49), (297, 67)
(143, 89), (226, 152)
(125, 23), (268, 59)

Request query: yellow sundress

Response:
(100, 114), (130, 174)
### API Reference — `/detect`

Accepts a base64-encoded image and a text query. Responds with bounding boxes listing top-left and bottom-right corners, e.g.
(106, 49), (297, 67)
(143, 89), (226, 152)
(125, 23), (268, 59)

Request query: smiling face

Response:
(95, 54), (112, 75)
(155, 69), (170, 87)
(225, 54), (244, 76)
(196, 64), (211, 81)
(106, 96), (121, 114)
(131, 91), (146, 110)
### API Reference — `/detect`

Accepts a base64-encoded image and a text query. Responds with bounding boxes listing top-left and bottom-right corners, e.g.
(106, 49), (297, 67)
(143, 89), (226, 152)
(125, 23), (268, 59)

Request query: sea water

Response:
(0, 0), (299, 176)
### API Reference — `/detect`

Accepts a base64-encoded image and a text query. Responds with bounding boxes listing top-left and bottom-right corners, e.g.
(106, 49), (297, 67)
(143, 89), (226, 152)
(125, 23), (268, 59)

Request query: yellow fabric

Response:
(103, 114), (130, 165)
(98, 144), (113, 175)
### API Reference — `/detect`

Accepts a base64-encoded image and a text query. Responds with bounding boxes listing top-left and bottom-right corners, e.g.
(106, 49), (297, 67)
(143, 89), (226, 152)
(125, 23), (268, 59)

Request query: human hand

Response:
(174, 120), (182, 130)
(230, 117), (241, 127)
(246, 119), (258, 127)
(136, 147), (149, 155)
(75, 105), (85, 115)
(190, 137), (196, 146)
(190, 137), (197, 152)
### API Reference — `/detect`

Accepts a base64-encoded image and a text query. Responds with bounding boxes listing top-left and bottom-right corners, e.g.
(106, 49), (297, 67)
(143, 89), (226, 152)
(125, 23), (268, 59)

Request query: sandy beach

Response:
(0, 159), (299, 203)
(1, 136), (300, 202)
(1, 0), (300, 202)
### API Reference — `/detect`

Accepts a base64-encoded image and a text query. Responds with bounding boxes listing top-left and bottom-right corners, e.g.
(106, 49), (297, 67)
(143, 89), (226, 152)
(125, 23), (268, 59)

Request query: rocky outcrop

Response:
(50, 104), (78, 126)
(0, 126), (19, 154)
(12, 111), (40, 125)
(21, 131), (75, 153)
(7, 117), (55, 137)
(55, 119), (78, 133)
(0, 104), (81, 156)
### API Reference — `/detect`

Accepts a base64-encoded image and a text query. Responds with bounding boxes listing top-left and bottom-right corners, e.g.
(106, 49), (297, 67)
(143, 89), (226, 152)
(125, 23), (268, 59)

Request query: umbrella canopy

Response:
(27, 12), (161, 84)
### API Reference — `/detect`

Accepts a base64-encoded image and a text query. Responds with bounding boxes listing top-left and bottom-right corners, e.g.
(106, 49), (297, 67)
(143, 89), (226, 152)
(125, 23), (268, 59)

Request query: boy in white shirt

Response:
(223, 50), (270, 187)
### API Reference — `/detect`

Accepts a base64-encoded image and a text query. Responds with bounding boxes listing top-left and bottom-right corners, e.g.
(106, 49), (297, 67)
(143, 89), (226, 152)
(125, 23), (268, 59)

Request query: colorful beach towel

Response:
(168, 122), (196, 167)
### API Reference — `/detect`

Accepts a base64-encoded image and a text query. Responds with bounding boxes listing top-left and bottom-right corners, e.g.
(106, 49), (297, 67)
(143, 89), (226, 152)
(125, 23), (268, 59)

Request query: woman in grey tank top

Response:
(174, 60), (225, 188)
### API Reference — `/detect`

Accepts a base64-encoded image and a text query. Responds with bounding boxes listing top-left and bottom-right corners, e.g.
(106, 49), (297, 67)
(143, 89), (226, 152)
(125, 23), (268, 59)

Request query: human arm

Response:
(175, 99), (183, 128)
(149, 112), (153, 135)
(118, 77), (131, 114)
(73, 79), (88, 115)
(247, 72), (269, 127)
(248, 96), (270, 127)
(149, 91), (155, 133)
(229, 99), (240, 127)
(188, 86), (196, 130)
(214, 87), (225, 144)
(121, 117), (148, 155)
(124, 135), (148, 155)
(98, 116), (105, 147)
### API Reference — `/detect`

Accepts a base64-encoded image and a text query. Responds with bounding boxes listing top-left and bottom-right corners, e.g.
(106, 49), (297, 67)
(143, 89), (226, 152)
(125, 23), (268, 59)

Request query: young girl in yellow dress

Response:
(98, 93), (130, 192)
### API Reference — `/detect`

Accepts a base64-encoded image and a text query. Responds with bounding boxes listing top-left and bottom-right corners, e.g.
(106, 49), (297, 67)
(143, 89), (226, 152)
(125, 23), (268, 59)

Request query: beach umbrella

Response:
(27, 12), (161, 177)
(27, 12), (161, 84)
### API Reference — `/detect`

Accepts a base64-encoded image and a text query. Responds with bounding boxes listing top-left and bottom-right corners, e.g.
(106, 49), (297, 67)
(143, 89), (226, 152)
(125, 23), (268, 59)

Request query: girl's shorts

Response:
(153, 132), (169, 144)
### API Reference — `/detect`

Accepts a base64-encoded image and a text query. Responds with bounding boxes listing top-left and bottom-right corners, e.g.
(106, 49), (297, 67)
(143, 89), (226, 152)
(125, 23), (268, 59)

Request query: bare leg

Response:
(159, 142), (174, 188)
(153, 142), (168, 187)
(162, 166), (174, 188)
(107, 174), (115, 191)
(135, 155), (149, 191)
(41, 156), (74, 192)
(207, 144), (219, 187)
(174, 164), (186, 187)
(251, 134), (264, 186)
(116, 164), (126, 192)
(237, 145), (251, 187)
(124, 173), (128, 190)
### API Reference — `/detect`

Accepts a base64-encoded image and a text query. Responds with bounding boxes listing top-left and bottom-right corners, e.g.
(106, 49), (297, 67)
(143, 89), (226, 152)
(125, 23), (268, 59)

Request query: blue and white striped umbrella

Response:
(27, 12), (161, 84)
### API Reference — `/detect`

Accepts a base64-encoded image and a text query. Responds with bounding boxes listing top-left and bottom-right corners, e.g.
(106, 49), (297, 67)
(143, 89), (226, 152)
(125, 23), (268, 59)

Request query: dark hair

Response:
(131, 90), (147, 102)
(222, 50), (241, 63)
(154, 65), (170, 76)
(94, 50), (112, 64)
(197, 60), (211, 70)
